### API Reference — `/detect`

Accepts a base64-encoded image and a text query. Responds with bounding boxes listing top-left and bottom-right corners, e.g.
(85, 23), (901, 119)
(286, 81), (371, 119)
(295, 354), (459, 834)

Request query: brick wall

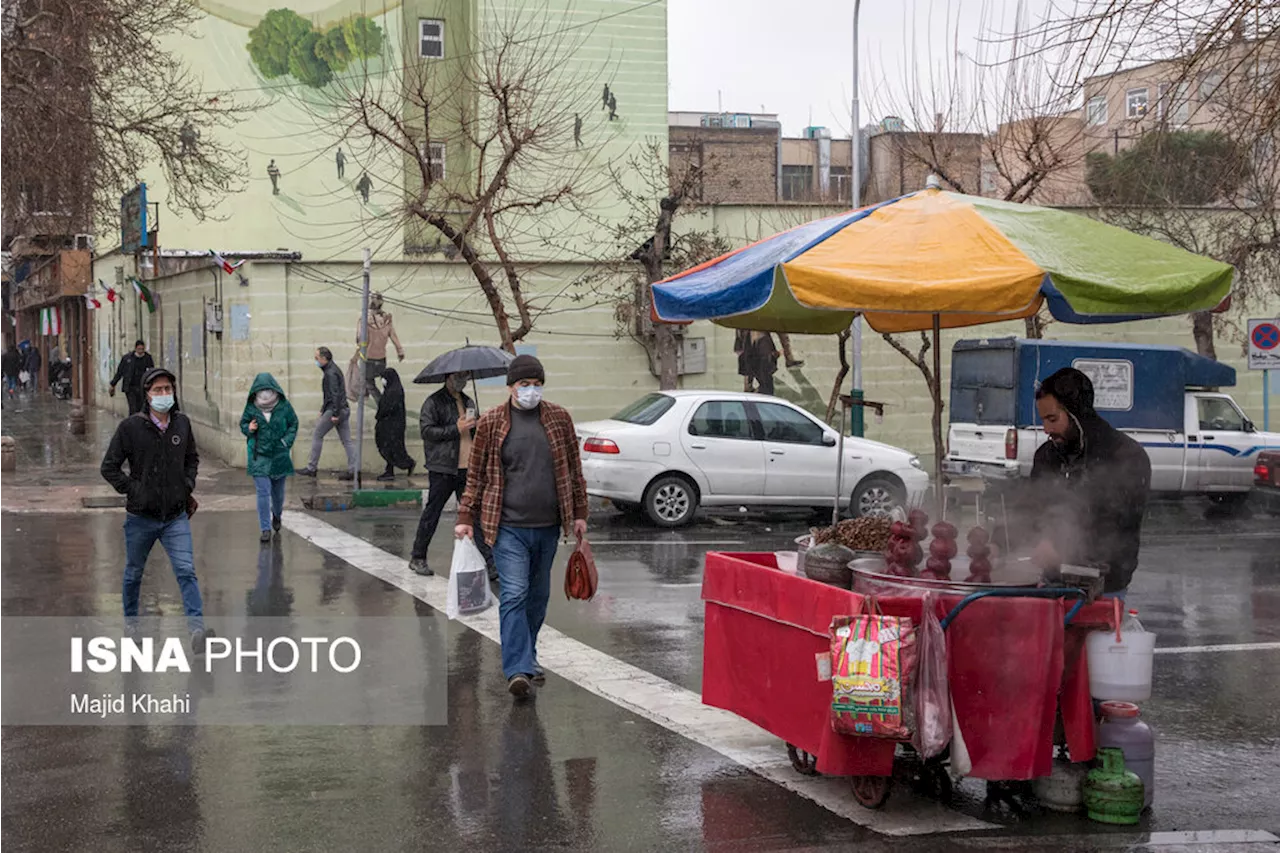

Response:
(670, 126), (778, 204)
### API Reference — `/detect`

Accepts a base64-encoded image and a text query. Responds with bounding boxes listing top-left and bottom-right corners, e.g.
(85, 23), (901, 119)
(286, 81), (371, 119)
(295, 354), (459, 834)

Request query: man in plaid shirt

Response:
(456, 355), (588, 698)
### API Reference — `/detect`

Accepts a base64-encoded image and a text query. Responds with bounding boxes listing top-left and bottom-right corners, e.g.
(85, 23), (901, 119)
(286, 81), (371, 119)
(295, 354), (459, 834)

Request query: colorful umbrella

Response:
(652, 188), (1233, 334)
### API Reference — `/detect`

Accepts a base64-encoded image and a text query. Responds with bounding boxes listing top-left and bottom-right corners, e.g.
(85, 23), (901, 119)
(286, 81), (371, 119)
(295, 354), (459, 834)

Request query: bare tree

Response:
(1, 0), (252, 237)
(882, 331), (946, 478)
(324, 8), (608, 352)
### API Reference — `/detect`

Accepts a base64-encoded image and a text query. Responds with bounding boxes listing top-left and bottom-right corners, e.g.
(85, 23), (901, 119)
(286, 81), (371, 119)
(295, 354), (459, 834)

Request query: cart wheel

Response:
(850, 774), (892, 809)
(786, 743), (820, 776)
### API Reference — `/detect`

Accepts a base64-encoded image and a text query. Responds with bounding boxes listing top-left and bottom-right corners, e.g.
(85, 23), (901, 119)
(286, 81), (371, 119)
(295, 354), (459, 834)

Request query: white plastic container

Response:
(1087, 611), (1156, 702)
(774, 551), (799, 574)
(1033, 758), (1088, 812)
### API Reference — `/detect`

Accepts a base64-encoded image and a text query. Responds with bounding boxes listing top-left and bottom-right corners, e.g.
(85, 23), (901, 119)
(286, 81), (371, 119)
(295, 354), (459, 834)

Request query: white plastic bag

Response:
(447, 536), (493, 619)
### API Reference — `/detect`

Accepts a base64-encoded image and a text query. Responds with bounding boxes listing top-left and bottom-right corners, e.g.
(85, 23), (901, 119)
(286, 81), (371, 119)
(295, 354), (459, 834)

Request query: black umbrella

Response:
(413, 344), (515, 409)
(413, 345), (514, 384)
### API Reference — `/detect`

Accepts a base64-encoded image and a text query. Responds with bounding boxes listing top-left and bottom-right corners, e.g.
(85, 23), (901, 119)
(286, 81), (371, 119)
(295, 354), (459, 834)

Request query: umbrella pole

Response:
(933, 313), (943, 520)
(834, 400), (848, 526)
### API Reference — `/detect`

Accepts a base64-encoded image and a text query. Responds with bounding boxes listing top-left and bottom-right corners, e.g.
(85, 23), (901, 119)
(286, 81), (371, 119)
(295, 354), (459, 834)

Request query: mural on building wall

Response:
(246, 9), (384, 89)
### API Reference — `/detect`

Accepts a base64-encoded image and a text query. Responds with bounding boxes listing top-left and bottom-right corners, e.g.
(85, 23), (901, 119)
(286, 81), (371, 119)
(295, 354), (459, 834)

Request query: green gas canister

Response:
(1084, 747), (1144, 825)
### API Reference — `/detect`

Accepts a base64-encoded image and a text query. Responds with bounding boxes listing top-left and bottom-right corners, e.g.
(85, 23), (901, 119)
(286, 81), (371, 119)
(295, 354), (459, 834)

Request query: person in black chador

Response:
(374, 368), (417, 482)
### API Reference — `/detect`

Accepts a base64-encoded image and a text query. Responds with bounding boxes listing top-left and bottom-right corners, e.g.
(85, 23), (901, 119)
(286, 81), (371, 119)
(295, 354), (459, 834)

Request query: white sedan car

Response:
(575, 391), (930, 527)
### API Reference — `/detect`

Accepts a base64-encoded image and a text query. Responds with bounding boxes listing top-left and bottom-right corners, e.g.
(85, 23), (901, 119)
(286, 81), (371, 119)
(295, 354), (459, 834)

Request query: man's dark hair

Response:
(135, 339), (145, 348)
(317, 346), (333, 362)
(1036, 367), (1096, 418)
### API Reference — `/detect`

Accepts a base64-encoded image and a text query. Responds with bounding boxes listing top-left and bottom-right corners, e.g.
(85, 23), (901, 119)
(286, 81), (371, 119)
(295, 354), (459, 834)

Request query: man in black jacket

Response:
(298, 346), (356, 481)
(1029, 367), (1152, 597)
(408, 372), (493, 577)
(109, 340), (155, 415)
(100, 367), (211, 649)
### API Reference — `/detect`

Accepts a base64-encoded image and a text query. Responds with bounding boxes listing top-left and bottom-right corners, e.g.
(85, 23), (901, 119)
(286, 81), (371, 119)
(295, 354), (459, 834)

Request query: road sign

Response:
(1248, 318), (1280, 371)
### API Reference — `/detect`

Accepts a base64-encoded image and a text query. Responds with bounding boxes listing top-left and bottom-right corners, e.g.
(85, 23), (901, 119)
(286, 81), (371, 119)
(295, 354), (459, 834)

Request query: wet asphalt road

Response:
(2, 501), (1279, 852)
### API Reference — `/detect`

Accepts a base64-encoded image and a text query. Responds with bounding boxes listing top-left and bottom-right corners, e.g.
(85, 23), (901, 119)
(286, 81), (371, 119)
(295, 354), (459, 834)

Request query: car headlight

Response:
(909, 457), (923, 470)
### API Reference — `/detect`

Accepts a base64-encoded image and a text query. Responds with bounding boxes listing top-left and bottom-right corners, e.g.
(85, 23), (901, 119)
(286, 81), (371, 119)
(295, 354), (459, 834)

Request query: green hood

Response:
(247, 372), (287, 404)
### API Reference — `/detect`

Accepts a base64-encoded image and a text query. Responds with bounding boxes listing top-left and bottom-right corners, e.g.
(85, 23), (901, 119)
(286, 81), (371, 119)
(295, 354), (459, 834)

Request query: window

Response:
(780, 165), (813, 201)
(1199, 71), (1224, 102)
(420, 142), (445, 180)
(1086, 95), (1108, 126)
(610, 394), (675, 426)
(688, 400), (753, 440)
(755, 402), (826, 445)
(1197, 397), (1245, 432)
(829, 166), (851, 201)
(1170, 82), (1191, 124)
(1156, 82), (1169, 118)
(419, 19), (444, 58)
(1126, 87), (1149, 118)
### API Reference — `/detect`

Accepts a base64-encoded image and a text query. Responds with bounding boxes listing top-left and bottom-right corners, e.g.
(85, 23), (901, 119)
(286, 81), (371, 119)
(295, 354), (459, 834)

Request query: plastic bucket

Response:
(1086, 616), (1156, 702)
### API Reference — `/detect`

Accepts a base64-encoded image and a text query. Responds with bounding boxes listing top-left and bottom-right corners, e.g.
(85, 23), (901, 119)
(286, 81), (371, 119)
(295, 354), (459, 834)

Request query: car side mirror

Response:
(1244, 418), (1256, 433)
(823, 433), (838, 447)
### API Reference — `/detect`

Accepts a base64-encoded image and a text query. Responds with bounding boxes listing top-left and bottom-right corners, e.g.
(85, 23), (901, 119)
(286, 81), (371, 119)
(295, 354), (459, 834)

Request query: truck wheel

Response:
(1208, 493), (1251, 518)
(643, 475), (698, 528)
(852, 477), (905, 518)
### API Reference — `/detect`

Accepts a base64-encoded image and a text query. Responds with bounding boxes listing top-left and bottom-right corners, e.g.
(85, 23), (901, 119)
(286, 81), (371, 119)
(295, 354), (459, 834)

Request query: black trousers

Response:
(411, 469), (493, 565)
(125, 389), (145, 415)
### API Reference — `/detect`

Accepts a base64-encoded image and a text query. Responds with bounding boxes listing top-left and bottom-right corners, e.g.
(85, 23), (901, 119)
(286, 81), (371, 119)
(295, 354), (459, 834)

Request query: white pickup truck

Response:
(943, 338), (1280, 501)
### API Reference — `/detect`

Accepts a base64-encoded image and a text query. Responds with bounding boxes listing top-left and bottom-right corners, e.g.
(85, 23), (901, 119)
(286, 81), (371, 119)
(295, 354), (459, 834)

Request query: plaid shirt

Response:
(458, 401), (589, 545)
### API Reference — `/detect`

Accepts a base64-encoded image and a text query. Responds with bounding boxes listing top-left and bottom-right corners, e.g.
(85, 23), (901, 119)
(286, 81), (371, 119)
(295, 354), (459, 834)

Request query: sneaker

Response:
(190, 627), (216, 657)
(260, 530), (272, 543)
(298, 468), (318, 478)
(409, 558), (433, 576)
(507, 674), (533, 699)
(272, 515), (282, 532)
(376, 472), (395, 482)
(531, 669), (546, 686)
(336, 471), (354, 482)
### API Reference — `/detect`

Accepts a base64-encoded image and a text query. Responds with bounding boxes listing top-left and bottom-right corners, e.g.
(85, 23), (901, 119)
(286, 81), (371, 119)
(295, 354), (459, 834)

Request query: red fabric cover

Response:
(701, 552), (1110, 779)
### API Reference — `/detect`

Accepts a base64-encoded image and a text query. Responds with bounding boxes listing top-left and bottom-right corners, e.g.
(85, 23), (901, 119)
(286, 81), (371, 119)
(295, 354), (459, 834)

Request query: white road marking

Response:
(1155, 641), (1280, 655)
(958, 829), (1280, 848)
(281, 510), (993, 838)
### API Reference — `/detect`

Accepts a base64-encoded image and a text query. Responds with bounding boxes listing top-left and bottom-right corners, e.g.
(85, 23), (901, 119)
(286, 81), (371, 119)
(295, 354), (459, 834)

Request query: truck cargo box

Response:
(950, 338), (1236, 432)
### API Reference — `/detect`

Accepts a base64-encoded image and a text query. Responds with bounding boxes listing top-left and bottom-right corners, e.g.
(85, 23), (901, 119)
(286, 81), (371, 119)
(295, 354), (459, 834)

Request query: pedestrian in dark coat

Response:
(239, 372), (299, 542)
(374, 368), (416, 481)
(110, 340), (155, 415)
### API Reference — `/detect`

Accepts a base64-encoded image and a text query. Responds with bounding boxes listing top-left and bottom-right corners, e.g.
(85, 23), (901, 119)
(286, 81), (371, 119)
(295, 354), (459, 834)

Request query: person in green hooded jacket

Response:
(240, 373), (299, 542)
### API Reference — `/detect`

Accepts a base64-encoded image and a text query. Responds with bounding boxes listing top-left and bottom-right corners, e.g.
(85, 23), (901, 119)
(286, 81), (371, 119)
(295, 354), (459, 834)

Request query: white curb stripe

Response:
(1155, 642), (1280, 655)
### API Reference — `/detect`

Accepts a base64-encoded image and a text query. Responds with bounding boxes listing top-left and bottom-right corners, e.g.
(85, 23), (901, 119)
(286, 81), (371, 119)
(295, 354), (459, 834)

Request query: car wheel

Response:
(851, 476), (905, 519)
(644, 475), (698, 528)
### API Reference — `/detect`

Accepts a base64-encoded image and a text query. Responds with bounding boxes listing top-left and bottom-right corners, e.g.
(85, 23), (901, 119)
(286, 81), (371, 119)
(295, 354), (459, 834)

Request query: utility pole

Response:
(354, 248), (371, 489)
(850, 0), (865, 437)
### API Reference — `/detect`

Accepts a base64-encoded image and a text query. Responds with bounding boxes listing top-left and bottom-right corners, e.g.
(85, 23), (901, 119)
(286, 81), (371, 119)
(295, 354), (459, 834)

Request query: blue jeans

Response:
(493, 526), (560, 679)
(253, 476), (287, 532)
(123, 513), (204, 632)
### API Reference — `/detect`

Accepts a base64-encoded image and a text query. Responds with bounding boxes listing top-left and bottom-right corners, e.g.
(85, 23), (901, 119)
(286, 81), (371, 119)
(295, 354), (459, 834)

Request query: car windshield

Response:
(611, 394), (675, 426)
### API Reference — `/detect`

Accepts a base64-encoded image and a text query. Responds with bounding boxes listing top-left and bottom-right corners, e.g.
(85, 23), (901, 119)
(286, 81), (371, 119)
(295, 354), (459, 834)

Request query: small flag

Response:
(103, 280), (119, 303)
(40, 306), (62, 335)
(131, 277), (156, 314)
(85, 293), (102, 310)
(210, 250), (243, 275)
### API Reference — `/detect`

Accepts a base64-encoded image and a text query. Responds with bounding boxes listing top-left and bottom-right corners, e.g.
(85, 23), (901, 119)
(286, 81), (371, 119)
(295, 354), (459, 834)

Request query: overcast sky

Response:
(667, 0), (1055, 136)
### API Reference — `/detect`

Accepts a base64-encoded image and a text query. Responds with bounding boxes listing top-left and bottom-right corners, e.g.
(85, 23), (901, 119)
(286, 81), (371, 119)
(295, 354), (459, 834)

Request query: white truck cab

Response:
(943, 338), (1280, 499)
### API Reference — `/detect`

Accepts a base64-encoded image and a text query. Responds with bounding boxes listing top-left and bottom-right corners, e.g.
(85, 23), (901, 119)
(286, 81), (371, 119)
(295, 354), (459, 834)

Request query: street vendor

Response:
(1027, 367), (1151, 598)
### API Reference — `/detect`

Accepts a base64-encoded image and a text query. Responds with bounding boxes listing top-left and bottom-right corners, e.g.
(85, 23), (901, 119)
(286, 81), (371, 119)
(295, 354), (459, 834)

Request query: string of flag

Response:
(39, 306), (62, 335)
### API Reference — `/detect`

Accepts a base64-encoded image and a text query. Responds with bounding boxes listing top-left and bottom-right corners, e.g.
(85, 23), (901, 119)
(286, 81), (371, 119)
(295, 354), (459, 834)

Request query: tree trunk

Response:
(1024, 312), (1046, 339)
(654, 324), (679, 390)
(1191, 311), (1217, 360)
(425, 212), (516, 352)
(826, 328), (851, 423)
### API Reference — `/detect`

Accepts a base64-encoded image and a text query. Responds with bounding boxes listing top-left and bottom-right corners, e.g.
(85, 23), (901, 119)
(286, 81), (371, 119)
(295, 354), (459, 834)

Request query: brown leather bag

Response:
(564, 536), (598, 601)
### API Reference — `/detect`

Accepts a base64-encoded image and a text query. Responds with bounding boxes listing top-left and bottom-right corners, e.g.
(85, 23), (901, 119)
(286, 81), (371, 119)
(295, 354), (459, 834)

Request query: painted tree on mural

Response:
(1, 0), (252, 233)
(247, 10), (384, 88)
(323, 9), (607, 352)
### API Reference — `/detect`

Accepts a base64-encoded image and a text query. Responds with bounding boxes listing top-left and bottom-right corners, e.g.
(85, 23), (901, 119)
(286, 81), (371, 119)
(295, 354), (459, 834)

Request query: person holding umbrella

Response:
(408, 345), (514, 577)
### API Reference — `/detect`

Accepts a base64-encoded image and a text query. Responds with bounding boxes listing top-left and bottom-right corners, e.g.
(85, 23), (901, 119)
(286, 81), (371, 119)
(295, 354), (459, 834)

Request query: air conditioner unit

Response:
(74, 234), (95, 252)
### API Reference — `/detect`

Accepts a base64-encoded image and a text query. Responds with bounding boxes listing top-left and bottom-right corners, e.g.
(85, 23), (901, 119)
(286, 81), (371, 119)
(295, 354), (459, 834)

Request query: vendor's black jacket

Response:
(419, 386), (475, 474)
(100, 407), (199, 522)
(110, 351), (155, 394)
(1029, 413), (1151, 592)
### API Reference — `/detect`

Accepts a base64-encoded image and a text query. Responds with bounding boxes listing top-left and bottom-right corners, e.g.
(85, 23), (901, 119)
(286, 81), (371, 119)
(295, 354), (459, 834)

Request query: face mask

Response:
(315, 359), (324, 369)
(150, 394), (175, 413)
(255, 389), (279, 408)
(514, 386), (543, 410)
